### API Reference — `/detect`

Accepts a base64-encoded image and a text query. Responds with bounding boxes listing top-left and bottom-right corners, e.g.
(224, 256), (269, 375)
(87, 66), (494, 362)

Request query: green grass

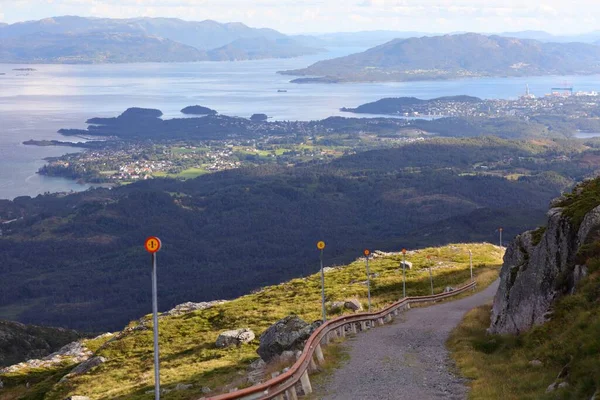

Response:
(448, 258), (600, 399)
(557, 177), (600, 229)
(1, 243), (502, 400)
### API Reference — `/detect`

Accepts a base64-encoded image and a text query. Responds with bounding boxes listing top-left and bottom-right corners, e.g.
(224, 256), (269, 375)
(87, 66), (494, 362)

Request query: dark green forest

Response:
(1, 137), (598, 331)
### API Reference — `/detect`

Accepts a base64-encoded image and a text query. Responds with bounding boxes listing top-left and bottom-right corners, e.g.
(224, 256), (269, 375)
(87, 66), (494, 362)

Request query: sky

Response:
(1, 0), (600, 35)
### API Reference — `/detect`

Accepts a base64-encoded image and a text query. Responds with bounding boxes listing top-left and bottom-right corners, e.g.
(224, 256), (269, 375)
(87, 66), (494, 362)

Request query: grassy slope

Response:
(0, 243), (502, 400)
(448, 252), (600, 399)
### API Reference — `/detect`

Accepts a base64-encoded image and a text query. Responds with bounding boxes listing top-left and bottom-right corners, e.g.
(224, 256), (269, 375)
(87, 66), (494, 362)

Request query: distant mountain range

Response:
(0, 16), (322, 63)
(281, 33), (600, 83)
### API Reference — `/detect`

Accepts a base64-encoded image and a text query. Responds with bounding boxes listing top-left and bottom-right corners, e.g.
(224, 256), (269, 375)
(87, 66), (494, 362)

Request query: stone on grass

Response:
(215, 328), (255, 348)
(344, 299), (363, 311)
(257, 316), (316, 362)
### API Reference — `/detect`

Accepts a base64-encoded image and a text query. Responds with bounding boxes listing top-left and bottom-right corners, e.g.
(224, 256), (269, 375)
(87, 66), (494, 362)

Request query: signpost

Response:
(317, 241), (326, 322)
(364, 249), (372, 312)
(401, 248), (407, 298)
(427, 255), (433, 295)
(145, 236), (162, 400)
(499, 227), (503, 248)
(469, 249), (473, 282)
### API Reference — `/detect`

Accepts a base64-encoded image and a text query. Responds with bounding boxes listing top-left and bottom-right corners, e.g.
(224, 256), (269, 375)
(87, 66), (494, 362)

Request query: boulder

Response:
(326, 301), (345, 312)
(215, 328), (255, 348)
(529, 360), (543, 367)
(60, 356), (106, 382)
(257, 316), (316, 362)
(344, 299), (363, 311)
(443, 286), (455, 293)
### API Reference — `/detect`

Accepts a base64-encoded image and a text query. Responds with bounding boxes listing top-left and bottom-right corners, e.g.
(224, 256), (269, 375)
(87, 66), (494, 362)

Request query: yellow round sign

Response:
(145, 236), (162, 254)
(317, 241), (326, 250)
(363, 249), (370, 256)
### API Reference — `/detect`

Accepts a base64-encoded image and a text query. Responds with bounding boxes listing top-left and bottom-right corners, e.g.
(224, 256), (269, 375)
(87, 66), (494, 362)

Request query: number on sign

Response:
(145, 237), (162, 254)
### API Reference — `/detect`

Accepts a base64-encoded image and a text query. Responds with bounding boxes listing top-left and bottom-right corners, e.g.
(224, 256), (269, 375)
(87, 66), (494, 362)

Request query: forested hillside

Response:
(1, 138), (598, 331)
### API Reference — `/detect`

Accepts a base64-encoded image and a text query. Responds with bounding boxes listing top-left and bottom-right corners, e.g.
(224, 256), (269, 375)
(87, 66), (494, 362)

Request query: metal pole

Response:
(469, 250), (473, 282)
(366, 256), (371, 312)
(320, 249), (326, 322)
(499, 228), (503, 248)
(152, 253), (160, 400)
(402, 253), (406, 298)
(429, 265), (434, 295)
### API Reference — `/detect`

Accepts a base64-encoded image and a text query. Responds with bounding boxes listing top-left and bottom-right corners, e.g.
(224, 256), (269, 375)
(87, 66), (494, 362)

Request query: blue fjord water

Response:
(2, 47), (600, 200)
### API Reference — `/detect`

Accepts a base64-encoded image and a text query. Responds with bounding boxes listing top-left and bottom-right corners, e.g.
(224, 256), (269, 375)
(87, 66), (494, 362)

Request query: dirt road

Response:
(315, 280), (499, 400)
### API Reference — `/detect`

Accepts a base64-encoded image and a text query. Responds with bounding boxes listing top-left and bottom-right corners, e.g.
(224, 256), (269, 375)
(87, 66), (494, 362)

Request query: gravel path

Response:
(314, 280), (499, 400)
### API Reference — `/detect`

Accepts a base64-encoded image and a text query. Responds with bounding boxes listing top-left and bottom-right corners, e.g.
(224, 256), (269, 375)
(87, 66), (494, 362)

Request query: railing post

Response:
(271, 372), (285, 400)
(309, 356), (318, 372)
(286, 387), (298, 400)
(351, 323), (357, 334)
(300, 371), (312, 395)
(315, 343), (325, 364)
(340, 326), (346, 337)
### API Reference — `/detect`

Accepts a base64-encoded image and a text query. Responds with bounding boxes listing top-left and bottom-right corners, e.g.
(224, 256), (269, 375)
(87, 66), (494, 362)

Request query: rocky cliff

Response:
(490, 178), (600, 334)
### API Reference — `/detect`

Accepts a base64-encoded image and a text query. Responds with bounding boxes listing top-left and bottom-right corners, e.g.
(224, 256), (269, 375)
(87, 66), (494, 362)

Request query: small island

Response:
(181, 105), (218, 115)
(13, 68), (37, 71)
(250, 113), (268, 122)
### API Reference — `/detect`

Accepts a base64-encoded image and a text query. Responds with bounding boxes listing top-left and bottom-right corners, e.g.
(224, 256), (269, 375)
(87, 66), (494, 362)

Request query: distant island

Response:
(12, 68), (37, 71)
(0, 16), (323, 64)
(341, 96), (483, 115)
(181, 105), (218, 115)
(280, 33), (600, 83)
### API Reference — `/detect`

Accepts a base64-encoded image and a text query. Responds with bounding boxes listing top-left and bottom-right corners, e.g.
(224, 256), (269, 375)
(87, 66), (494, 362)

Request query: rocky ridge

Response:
(490, 180), (600, 334)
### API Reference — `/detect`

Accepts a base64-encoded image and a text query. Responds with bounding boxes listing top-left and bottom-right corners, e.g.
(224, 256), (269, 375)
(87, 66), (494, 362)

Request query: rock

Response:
(322, 267), (336, 273)
(164, 300), (228, 317)
(257, 315), (315, 362)
(490, 203), (600, 334)
(558, 382), (569, 389)
(529, 360), (543, 367)
(60, 356), (106, 382)
(344, 299), (363, 311)
(546, 382), (558, 393)
(65, 397), (91, 400)
(327, 301), (345, 312)
(215, 328), (255, 348)
(1, 341), (92, 374)
(175, 383), (193, 390)
(247, 359), (266, 384)
(443, 286), (455, 293)
(400, 261), (413, 270)
(202, 386), (212, 394)
(278, 350), (297, 363)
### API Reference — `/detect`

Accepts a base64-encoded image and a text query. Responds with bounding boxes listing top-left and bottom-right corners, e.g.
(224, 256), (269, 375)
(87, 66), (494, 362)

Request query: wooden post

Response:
(340, 326), (346, 337)
(271, 373), (285, 400)
(300, 371), (312, 394)
(351, 323), (357, 334)
(360, 321), (367, 330)
(286, 388), (298, 400)
(315, 344), (325, 364)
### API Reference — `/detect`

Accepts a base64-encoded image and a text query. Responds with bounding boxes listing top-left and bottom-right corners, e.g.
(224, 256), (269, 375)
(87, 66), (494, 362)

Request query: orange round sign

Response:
(317, 241), (326, 250)
(363, 249), (370, 256)
(145, 237), (162, 253)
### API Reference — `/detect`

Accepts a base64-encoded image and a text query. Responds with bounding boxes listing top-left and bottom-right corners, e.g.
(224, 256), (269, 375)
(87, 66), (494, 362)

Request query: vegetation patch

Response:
(557, 177), (600, 229)
(448, 252), (600, 399)
(2, 243), (501, 400)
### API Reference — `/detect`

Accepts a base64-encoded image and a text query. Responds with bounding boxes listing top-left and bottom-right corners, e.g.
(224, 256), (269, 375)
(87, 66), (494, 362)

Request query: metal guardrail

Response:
(207, 280), (477, 400)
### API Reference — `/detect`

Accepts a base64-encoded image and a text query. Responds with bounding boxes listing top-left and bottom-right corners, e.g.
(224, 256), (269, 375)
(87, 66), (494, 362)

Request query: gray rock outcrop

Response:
(489, 204), (600, 334)
(215, 328), (255, 348)
(257, 316), (317, 362)
(60, 356), (106, 382)
(344, 299), (363, 311)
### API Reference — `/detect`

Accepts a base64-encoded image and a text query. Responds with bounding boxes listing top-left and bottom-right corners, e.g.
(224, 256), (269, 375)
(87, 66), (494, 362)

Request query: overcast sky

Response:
(1, 0), (600, 35)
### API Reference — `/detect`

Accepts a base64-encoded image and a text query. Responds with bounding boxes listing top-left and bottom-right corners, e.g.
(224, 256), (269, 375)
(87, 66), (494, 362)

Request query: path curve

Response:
(315, 280), (499, 400)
